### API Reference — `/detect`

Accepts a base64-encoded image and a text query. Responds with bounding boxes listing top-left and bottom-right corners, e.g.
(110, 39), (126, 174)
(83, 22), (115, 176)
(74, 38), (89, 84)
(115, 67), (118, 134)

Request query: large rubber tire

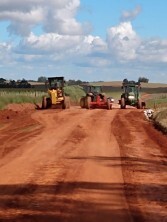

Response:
(80, 97), (85, 108)
(137, 100), (142, 109)
(121, 97), (126, 109)
(142, 102), (146, 109)
(42, 96), (47, 109)
(46, 98), (51, 108)
(62, 96), (70, 109)
(107, 98), (112, 110)
(86, 96), (91, 109)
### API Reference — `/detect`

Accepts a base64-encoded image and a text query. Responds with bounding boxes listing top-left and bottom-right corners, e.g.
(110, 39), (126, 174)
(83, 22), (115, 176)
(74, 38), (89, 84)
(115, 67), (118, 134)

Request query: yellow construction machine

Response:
(42, 77), (70, 109)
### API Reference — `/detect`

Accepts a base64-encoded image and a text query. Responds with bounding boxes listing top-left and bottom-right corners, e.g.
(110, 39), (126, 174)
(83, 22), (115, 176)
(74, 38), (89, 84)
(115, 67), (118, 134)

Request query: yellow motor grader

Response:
(42, 77), (70, 109)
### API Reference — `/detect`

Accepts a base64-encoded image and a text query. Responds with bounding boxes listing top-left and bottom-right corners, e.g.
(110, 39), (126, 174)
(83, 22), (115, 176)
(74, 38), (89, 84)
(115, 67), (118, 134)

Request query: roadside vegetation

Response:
(153, 108), (167, 134)
(0, 86), (86, 109)
(0, 89), (45, 110)
(146, 94), (167, 109)
(64, 85), (86, 105)
(144, 94), (167, 134)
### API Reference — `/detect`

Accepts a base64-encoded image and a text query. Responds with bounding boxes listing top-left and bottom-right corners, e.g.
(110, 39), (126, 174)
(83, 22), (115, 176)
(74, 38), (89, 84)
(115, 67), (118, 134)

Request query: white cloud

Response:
(0, 42), (13, 65)
(17, 32), (82, 54)
(0, 0), (87, 36)
(120, 5), (142, 21)
(0, 1), (167, 82)
(106, 22), (167, 66)
(107, 22), (140, 60)
(15, 31), (107, 54)
(138, 39), (167, 63)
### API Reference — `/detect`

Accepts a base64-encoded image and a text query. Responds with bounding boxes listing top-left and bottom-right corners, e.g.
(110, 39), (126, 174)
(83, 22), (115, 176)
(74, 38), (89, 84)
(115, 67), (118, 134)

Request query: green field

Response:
(0, 82), (166, 109)
(0, 86), (85, 109)
(0, 89), (46, 109)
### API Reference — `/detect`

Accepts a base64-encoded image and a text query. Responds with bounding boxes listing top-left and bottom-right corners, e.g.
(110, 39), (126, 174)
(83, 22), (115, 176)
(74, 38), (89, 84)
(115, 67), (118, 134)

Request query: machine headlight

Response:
(108, 97), (114, 102)
(128, 95), (135, 100)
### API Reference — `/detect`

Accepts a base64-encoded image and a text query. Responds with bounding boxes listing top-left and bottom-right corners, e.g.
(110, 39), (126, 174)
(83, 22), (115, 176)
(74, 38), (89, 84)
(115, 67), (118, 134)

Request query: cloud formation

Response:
(120, 5), (142, 21)
(107, 22), (140, 61)
(0, 0), (87, 36)
(0, 1), (166, 82)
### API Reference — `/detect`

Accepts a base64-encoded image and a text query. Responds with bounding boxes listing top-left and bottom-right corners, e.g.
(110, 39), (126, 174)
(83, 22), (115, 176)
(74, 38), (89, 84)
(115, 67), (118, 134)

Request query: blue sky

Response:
(77, 0), (167, 39)
(0, 0), (167, 82)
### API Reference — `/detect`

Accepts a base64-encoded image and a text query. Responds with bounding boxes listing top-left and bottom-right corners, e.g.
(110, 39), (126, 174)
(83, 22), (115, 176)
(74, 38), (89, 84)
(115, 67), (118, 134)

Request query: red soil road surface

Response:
(0, 104), (166, 222)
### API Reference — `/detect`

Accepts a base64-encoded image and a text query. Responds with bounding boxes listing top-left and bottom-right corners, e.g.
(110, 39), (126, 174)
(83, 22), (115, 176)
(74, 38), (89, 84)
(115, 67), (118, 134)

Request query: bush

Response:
(138, 77), (149, 83)
(64, 85), (86, 104)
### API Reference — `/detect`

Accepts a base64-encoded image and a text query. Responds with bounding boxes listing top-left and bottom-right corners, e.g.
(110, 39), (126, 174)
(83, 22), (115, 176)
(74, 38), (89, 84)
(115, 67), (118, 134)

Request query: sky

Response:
(0, 0), (167, 83)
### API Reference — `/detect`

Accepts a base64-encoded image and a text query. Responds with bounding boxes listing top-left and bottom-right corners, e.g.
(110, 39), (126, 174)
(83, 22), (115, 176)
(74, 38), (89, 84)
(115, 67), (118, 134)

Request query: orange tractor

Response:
(80, 85), (114, 109)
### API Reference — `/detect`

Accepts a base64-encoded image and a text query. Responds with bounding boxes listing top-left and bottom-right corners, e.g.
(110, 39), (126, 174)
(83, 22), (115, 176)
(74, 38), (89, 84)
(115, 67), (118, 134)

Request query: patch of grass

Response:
(0, 86), (86, 109)
(64, 85), (86, 104)
(0, 94), (43, 110)
(104, 91), (122, 100)
(153, 108), (167, 134)
(146, 94), (167, 109)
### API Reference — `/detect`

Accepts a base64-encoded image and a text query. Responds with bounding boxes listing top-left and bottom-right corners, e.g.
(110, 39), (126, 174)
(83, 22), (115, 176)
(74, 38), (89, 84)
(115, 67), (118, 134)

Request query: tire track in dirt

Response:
(0, 107), (133, 222)
(0, 109), (42, 162)
(112, 109), (167, 222)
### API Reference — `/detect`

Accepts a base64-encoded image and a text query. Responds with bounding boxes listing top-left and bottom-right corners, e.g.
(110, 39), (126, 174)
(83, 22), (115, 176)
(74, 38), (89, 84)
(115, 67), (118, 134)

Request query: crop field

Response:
(0, 89), (46, 109)
(0, 85), (86, 109)
(0, 81), (166, 109)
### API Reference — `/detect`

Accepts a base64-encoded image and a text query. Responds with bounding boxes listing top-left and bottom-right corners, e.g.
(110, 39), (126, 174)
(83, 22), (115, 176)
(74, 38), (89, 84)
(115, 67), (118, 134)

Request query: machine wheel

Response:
(137, 100), (142, 109)
(121, 97), (126, 109)
(86, 96), (91, 109)
(62, 96), (70, 109)
(142, 102), (146, 109)
(80, 97), (85, 108)
(42, 96), (48, 109)
(107, 98), (112, 110)
(46, 98), (51, 108)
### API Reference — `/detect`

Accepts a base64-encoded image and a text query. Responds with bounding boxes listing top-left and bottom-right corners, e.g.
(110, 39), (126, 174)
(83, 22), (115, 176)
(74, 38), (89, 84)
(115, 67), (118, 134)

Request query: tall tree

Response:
(138, 77), (149, 83)
(38, 76), (47, 82)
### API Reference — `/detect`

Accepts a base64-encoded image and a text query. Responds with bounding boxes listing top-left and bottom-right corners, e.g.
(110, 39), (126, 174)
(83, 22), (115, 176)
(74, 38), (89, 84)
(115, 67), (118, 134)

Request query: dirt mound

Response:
(6, 103), (36, 112)
(0, 103), (36, 122)
(0, 104), (41, 158)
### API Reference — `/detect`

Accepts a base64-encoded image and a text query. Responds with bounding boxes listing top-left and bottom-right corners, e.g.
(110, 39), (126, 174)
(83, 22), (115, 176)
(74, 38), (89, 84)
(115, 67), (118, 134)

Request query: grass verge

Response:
(145, 94), (167, 109)
(64, 85), (86, 105)
(0, 86), (86, 109)
(153, 108), (167, 134)
(0, 95), (43, 110)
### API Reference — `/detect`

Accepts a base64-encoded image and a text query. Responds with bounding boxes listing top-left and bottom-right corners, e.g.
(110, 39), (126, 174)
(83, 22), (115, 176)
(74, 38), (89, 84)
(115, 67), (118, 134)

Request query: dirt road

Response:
(0, 105), (166, 222)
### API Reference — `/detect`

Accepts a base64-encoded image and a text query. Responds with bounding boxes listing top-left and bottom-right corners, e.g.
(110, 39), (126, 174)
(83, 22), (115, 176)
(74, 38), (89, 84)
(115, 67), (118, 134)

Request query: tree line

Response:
(37, 76), (88, 85)
(0, 76), (88, 88)
(0, 75), (149, 89)
(0, 78), (32, 88)
(123, 77), (149, 84)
